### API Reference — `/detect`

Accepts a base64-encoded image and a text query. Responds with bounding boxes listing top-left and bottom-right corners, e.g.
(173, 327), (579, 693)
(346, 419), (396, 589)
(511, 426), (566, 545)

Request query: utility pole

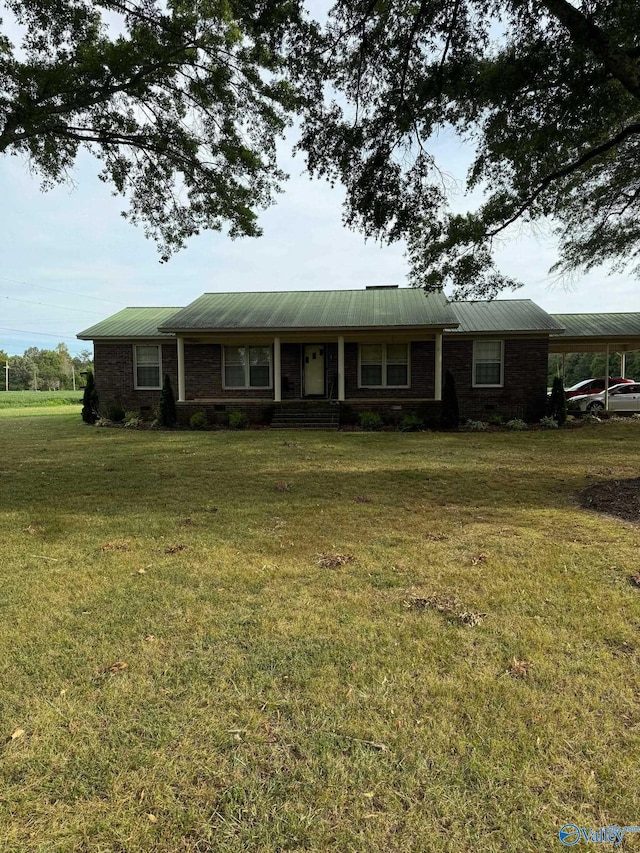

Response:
(72, 364), (76, 392)
(33, 366), (37, 391)
(4, 361), (8, 392)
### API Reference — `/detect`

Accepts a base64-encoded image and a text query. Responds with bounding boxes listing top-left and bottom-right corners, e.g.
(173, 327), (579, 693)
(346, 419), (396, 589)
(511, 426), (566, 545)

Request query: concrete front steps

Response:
(270, 402), (340, 430)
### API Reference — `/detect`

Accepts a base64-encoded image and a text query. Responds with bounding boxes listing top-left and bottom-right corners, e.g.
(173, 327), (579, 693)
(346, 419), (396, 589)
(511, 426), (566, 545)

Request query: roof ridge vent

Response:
(365, 284), (399, 289)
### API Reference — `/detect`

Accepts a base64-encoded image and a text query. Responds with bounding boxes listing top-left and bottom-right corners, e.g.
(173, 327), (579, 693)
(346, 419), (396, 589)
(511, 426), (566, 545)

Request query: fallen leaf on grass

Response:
(100, 540), (131, 552)
(471, 553), (488, 565)
(144, 635), (156, 643)
(457, 611), (487, 627)
(405, 593), (458, 612)
(9, 728), (25, 741)
(136, 568), (146, 575)
(164, 544), (187, 554)
(508, 658), (532, 678)
(404, 594), (487, 627)
(317, 553), (355, 569)
(107, 661), (128, 673)
(146, 813), (158, 824)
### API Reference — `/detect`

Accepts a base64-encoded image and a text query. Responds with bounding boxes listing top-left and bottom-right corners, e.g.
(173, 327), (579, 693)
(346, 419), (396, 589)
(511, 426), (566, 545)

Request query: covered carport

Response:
(550, 313), (640, 409)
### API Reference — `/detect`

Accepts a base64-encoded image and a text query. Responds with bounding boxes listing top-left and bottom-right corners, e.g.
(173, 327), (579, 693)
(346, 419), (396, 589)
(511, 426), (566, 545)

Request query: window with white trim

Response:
(223, 346), (271, 389)
(473, 340), (504, 387)
(134, 345), (162, 389)
(359, 343), (409, 388)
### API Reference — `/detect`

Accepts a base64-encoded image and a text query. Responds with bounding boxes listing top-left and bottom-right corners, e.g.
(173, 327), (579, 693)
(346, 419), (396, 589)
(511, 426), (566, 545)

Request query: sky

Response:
(1, 10), (638, 358)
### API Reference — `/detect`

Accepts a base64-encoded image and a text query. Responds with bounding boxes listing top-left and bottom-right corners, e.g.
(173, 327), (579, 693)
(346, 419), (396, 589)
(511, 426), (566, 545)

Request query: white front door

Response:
(304, 345), (325, 396)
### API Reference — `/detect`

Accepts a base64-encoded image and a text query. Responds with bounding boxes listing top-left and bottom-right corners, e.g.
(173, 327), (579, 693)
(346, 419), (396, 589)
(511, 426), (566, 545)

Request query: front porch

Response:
(175, 334), (445, 405)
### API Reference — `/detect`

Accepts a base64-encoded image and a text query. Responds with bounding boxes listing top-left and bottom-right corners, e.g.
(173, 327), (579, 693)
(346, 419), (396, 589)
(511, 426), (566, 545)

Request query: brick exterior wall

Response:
(94, 336), (550, 424)
(94, 342), (177, 414)
(184, 343), (272, 399)
(344, 341), (435, 398)
(443, 337), (549, 422)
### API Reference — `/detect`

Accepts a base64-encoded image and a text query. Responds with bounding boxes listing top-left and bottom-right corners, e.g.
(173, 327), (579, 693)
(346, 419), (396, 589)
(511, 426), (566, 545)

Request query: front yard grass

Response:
(1, 413), (639, 852)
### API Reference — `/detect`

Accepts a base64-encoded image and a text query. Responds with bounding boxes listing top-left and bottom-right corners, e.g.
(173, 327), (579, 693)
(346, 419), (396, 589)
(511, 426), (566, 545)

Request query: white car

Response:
(569, 382), (640, 414)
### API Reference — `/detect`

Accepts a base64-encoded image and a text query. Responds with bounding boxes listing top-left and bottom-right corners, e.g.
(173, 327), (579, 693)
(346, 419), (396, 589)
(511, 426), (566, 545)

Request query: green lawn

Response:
(1, 412), (640, 852)
(0, 390), (82, 409)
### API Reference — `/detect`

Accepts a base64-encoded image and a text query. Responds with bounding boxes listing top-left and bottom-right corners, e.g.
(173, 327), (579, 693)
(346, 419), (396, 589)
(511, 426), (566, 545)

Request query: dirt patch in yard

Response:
(578, 478), (640, 523)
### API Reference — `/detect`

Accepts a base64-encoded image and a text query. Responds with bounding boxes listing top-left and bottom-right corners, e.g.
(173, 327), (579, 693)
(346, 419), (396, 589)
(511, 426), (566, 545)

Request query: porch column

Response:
(274, 336), (281, 402)
(604, 343), (610, 411)
(621, 351), (626, 378)
(338, 336), (345, 402)
(177, 336), (186, 402)
(434, 332), (443, 401)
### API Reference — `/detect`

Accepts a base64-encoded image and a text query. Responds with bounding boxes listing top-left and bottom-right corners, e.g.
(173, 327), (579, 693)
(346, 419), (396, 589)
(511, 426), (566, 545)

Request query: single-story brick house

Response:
(77, 286), (567, 425)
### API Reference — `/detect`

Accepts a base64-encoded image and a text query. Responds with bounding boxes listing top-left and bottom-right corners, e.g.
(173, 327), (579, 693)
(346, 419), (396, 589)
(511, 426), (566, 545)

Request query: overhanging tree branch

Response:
(537, 0), (640, 99)
(487, 120), (640, 238)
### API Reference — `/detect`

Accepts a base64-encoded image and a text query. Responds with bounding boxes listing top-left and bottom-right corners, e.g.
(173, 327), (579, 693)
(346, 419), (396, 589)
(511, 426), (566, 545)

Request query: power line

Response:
(0, 275), (123, 306)
(1, 294), (104, 316)
(0, 326), (80, 343)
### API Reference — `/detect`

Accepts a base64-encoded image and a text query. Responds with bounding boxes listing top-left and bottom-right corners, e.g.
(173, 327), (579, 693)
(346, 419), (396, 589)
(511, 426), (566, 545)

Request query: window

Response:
(359, 343), (409, 388)
(473, 340), (503, 387)
(134, 345), (161, 389)
(223, 346), (271, 389)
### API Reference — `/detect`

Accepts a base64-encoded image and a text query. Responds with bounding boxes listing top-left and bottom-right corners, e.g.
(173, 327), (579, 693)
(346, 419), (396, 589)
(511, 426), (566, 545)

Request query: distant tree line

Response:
(0, 344), (93, 391)
(548, 351), (640, 388)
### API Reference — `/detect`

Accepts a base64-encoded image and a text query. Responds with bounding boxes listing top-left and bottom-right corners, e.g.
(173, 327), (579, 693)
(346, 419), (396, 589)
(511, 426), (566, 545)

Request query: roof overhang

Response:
(77, 335), (172, 342)
(159, 323), (458, 335)
(550, 336), (640, 353)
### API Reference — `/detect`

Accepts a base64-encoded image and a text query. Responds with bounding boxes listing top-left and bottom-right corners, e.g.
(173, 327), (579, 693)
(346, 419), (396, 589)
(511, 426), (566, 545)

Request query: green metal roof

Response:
(551, 313), (640, 338)
(450, 300), (564, 334)
(77, 307), (183, 340)
(158, 288), (458, 332)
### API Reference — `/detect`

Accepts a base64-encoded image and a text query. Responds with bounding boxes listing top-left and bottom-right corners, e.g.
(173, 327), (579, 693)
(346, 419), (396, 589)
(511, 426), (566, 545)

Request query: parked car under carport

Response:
(568, 382), (640, 414)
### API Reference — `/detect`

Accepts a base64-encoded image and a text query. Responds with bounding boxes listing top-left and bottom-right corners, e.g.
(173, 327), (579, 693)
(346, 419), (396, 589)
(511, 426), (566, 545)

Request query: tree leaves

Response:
(3, 2), (640, 290)
(295, 0), (640, 295)
(0, 0), (308, 258)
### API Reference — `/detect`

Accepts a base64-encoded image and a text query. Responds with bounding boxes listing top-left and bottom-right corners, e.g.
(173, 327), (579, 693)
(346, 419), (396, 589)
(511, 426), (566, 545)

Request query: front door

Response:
(303, 344), (325, 396)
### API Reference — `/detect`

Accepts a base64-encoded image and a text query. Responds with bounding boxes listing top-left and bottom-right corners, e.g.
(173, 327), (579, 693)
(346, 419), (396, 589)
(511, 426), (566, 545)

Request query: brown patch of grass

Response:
(507, 658), (532, 678)
(100, 540), (131, 552)
(317, 552), (355, 568)
(404, 593), (487, 626)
